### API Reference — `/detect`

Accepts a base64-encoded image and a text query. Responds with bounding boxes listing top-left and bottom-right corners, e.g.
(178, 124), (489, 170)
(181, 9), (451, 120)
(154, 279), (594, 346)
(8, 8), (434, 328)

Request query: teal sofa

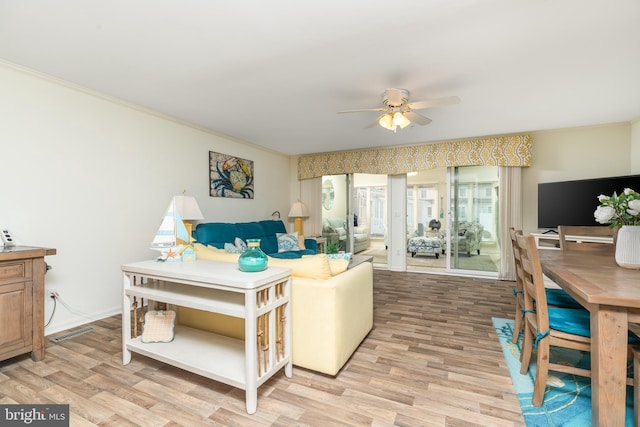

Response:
(193, 220), (317, 259)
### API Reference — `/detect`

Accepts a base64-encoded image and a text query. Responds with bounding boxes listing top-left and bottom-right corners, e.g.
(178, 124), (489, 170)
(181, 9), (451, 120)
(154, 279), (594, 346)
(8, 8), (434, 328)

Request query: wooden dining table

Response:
(539, 249), (640, 427)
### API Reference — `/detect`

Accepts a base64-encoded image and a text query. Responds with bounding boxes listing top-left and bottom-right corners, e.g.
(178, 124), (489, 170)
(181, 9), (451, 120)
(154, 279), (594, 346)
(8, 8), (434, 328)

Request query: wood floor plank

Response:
(39, 384), (115, 424)
(84, 372), (158, 409)
(148, 400), (223, 427)
(133, 378), (216, 418)
(89, 390), (170, 427)
(0, 269), (525, 426)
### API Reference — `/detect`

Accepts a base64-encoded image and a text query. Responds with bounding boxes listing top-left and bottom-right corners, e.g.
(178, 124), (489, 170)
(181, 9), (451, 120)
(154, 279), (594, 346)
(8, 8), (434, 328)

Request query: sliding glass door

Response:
(448, 166), (499, 275)
(353, 174), (387, 265)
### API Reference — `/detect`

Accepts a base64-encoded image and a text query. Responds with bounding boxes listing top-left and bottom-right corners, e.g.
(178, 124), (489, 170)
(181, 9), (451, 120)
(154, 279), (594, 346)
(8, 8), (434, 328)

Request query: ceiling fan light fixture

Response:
(340, 88), (459, 131)
(394, 112), (411, 128)
(378, 113), (395, 131)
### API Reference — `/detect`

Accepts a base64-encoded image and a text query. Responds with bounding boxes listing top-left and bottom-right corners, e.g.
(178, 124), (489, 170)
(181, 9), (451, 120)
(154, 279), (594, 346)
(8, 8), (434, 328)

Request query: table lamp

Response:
(174, 194), (204, 243)
(288, 201), (309, 237)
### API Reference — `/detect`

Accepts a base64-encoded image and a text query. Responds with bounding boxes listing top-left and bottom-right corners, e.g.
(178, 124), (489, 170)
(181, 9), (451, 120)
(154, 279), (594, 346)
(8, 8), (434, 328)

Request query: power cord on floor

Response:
(45, 294), (57, 327)
(55, 294), (101, 320)
(46, 292), (99, 327)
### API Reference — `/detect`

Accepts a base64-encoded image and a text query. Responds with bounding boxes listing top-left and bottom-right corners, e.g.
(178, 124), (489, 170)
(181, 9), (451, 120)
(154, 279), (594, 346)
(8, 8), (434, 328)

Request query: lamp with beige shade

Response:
(288, 201), (309, 238)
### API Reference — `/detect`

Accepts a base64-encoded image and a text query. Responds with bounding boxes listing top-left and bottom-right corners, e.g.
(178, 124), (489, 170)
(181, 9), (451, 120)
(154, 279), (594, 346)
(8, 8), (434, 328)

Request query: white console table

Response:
(121, 260), (292, 414)
(532, 232), (614, 250)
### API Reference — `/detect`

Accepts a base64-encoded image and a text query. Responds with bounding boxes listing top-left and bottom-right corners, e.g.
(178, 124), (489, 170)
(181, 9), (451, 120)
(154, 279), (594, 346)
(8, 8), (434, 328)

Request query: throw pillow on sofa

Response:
(276, 232), (301, 253)
(234, 237), (247, 252)
(327, 252), (352, 261)
(224, 242), (242, 253)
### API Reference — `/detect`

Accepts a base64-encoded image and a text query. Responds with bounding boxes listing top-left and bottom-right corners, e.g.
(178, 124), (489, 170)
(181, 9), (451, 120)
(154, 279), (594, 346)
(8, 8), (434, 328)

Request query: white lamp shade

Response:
(378, 113), (394, 130)
(173, 195), (204, 220)
(288, 201), (309, 218)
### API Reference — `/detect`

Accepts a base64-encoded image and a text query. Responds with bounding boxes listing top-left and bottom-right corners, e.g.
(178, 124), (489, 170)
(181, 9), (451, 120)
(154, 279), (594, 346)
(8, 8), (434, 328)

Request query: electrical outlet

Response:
(1, 229), (15, 247)
(49, 289), (59, 299)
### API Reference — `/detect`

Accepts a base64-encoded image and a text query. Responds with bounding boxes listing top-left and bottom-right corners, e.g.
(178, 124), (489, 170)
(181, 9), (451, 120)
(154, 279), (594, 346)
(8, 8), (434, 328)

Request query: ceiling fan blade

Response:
(365, 114), (385, 128)
(338, 107), (387, 114)
(404, 111), (432, 126)
(407, 96), (461, 111)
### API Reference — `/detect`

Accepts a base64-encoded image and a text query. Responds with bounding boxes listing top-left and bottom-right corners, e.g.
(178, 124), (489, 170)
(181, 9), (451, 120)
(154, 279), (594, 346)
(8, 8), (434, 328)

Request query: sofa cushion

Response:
(267, 254), (332, 279)
(194, 222), (240, 249)
(194, 244), (331, 279)
(256, 220), (287, 254)
(328, 258), (349, 275)
(269, 248), (316, 259)
(276, 232), (301, 252)
(194, 244), (241, 263)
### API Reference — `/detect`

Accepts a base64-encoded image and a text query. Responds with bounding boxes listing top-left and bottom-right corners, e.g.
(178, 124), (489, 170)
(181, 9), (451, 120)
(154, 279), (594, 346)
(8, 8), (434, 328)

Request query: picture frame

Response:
(209, 151), (254, 199)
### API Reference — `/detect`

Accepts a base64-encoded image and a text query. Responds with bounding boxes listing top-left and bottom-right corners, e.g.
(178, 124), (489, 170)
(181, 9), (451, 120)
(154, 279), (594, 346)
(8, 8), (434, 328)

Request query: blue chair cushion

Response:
(548, 307), (591, 338)
(545, 288), (582, 309)
(548, 307), (639, 343)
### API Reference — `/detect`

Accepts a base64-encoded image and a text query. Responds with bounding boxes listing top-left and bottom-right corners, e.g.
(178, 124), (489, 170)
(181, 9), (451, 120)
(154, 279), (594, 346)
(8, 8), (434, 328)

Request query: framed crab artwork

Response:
(209, 151), (254, 199)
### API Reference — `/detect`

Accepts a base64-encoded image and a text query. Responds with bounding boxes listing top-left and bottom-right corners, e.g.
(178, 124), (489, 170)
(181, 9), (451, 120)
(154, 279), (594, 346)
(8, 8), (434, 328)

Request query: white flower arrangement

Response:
(594, 188), (640, 227)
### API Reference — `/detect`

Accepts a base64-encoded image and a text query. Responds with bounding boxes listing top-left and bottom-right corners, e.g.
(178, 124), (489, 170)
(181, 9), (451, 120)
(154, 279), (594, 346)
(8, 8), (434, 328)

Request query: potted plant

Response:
(594, 187), (640, 269)
(325, 242), (339, 254)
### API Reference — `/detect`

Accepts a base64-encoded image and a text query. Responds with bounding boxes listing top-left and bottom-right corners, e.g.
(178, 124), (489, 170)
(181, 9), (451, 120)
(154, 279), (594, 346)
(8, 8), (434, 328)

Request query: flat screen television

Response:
(537, 174), (640, 230)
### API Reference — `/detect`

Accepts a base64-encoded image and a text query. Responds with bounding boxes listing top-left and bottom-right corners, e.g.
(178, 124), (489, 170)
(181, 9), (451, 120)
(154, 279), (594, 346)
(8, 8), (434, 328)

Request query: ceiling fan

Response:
(338, 88), (460, 132)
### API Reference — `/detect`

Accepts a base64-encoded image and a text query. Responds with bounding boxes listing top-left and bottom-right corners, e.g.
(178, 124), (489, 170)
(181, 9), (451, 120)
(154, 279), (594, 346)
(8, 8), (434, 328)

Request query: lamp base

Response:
(177, 221), (194, 245)
(294, 218), (304, 238)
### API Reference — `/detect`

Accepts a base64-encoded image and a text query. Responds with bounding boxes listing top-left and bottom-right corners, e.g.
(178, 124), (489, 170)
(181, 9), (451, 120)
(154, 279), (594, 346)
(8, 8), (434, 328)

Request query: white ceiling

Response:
(2, 1), (639, 156)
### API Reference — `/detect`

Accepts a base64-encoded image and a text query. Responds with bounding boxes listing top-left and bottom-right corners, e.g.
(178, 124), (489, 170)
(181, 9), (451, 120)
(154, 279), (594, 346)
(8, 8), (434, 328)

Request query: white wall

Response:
(522, 123), (632, 233)
(1, 63), (292, 334)
(632, 118), (640, 174)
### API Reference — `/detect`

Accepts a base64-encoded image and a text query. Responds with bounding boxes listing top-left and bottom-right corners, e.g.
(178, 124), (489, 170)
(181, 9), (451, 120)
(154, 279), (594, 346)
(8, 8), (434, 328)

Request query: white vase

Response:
(615, 225), (640, 269)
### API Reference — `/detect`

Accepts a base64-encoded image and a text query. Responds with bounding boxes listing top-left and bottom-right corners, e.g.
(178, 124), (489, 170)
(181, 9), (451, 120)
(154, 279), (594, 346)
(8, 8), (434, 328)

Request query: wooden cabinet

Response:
(0, 246), (56, 362)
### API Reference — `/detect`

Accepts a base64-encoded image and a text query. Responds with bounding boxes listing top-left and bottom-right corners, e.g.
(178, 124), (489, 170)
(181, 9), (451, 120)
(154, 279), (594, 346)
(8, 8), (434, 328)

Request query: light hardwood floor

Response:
(0, 270), (525, 426)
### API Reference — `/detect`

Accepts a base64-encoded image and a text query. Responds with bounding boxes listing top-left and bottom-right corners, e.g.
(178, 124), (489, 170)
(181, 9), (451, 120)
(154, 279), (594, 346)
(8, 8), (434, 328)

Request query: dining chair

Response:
(634, 347), (640, 427)
(558, 225), (614, 253)
(508, 228), (581, 344)
(515, 232), (637, 407)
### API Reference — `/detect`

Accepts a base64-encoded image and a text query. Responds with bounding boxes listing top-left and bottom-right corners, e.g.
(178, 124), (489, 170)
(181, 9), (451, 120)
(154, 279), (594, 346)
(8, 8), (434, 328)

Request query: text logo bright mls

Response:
(1, 405), (69, 426)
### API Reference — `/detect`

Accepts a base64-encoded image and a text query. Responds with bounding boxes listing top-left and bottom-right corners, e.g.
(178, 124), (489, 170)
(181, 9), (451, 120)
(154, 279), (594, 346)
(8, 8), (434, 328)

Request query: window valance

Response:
(297, 134), (531, 180)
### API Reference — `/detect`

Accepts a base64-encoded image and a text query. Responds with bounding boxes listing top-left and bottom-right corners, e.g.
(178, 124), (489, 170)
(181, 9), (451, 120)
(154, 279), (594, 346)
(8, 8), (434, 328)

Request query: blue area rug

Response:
(493, 317), (634, 426)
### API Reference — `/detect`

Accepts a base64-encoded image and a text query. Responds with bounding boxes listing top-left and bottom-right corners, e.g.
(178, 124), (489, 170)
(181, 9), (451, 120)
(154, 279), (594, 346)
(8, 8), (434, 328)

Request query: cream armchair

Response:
(322, 217), (347, 250)
(442, 221), (484, 256)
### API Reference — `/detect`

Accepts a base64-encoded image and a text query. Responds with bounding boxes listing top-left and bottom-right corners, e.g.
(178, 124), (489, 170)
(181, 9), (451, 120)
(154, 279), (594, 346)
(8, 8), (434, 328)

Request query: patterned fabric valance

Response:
(298, 134), (531, 180)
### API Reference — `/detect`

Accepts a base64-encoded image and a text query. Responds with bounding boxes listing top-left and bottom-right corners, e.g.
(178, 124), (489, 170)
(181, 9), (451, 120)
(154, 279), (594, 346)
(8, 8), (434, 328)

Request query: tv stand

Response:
(532, 231), (613, 250)
(542, 229), (558, 234)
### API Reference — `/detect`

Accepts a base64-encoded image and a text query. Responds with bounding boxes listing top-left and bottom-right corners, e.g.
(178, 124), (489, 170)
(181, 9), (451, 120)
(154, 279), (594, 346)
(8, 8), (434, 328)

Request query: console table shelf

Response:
(127, 325), (246, 387)
(125, 279), (246, 317)
(121, 260), (292, 414)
